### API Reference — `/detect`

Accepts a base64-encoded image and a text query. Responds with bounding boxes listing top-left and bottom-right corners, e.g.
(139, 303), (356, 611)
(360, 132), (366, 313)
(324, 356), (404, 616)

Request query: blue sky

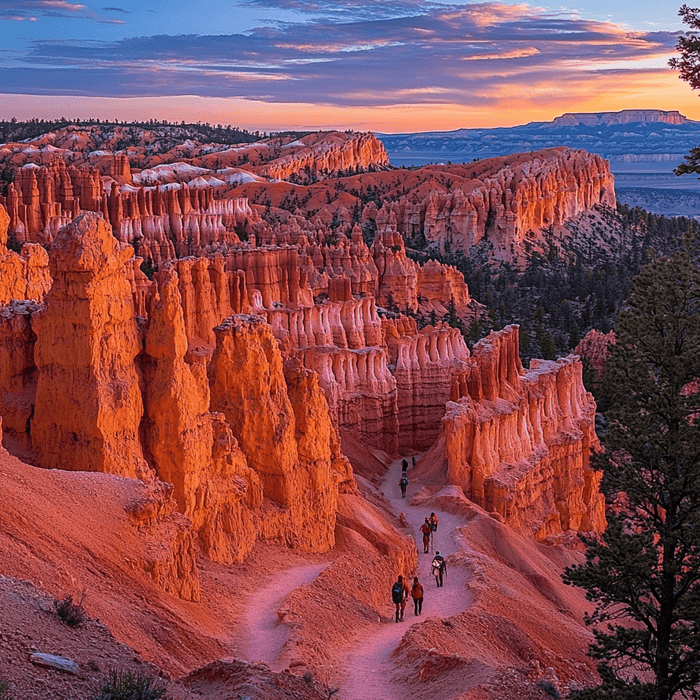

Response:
(0, 0), (697, 131)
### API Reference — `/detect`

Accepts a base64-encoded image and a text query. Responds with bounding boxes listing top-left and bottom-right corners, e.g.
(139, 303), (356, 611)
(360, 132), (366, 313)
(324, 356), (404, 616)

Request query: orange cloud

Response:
(2, 71), (700, 133)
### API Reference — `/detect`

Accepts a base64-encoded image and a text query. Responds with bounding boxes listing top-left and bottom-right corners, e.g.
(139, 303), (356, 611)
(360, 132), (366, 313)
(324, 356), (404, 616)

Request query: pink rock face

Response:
(257, 132), (389, 182)
(109, 184), (253, 261)
(418, 149), (615, 260)
(0, 300), (41, 448)
(391, 322), (471, 451)
(574, 329), (616, 382)
(371, 210), (419, 313)
(299, 344), (400, 454)
(0, 161), (101, 244)
(442, 326), (605, 540)
(32, 212), (150, 478)
(0, 204), (51, 305)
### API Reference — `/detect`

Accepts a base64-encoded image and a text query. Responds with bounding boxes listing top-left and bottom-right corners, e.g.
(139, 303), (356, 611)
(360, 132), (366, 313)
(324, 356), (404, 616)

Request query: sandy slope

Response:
(0, 439), (599, 700)
(241, 562), (329, 671)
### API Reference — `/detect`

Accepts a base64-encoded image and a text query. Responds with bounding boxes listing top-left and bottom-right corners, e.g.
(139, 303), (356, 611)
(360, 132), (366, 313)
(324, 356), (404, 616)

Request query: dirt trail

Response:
(240, 562), (328, 672)
(337, 457), (473, 700)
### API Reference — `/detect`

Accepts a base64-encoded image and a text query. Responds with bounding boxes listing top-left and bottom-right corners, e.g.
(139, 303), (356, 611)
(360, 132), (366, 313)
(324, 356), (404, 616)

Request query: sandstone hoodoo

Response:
(0, 124), (611, 700)
(32, 211), (149, 479)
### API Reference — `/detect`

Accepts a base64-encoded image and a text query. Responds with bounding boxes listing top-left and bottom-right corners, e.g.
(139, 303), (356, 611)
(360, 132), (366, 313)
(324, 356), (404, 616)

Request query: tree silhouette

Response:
(564, 251), (700, 700)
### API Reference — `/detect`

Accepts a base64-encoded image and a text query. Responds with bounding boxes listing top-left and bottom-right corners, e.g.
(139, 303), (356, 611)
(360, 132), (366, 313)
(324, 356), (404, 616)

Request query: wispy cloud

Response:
(1, 14), (39, 20)
(102, 6), (131, 13)
(0, 0), (125, 23)
(1, 2), (679, 108)
(243, 0), (451, 21)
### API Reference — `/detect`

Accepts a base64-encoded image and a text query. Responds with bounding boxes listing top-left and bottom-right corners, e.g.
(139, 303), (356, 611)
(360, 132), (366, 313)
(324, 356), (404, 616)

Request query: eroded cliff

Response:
(439, 326), (605, 540)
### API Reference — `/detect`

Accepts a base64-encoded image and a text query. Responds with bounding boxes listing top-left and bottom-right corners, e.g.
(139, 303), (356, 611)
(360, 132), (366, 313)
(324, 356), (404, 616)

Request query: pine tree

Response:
(444, 297), (463, 333)
(564, 252), (700, 700)
(671, 6), (700, 177)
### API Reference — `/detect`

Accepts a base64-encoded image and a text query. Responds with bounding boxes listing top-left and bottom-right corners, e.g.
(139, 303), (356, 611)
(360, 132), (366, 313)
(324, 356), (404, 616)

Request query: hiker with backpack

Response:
(411, 577), (424, 616)
(431, 551), (446, 587)
(428, 512), (438, 551)
(391, 575), (409, 622)
(420, 518), (432, 554)
(399, 473), (408, 498)
(401, 459), (409, 473)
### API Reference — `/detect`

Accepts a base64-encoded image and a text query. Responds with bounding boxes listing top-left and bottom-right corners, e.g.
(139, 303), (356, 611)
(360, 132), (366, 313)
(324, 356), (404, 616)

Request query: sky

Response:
(0, 0), (699, 131)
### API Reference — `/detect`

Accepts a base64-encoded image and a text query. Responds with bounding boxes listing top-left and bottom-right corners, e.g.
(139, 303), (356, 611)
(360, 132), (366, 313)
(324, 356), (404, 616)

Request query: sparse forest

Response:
(406, 204), (698, 363)
(0, 118), (265, 146)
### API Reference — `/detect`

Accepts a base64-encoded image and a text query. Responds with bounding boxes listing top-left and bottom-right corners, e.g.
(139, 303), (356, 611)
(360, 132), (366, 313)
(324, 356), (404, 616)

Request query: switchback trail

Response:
(337, 456), (473, 700)
(240, 562), (328, 672)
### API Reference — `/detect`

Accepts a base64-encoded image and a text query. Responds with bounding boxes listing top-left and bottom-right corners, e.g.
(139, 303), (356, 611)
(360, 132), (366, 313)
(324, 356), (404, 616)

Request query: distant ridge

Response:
(548, 109), (691, 127)
(378, 108), (700, 164)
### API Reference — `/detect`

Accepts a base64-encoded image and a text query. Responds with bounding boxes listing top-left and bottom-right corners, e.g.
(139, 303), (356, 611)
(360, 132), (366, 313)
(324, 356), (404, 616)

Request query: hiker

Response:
(401, 458), (409, 473)
(429, 512), (438, 534)
(420, 518), (432, 554)
(412, 456), (416, 469)
(391, 575), (408, 622)
(399, 473), (408, 498)
(431, 551), (446, 587)
(411, 576), (424, 615)
(400, 576), (410, 620)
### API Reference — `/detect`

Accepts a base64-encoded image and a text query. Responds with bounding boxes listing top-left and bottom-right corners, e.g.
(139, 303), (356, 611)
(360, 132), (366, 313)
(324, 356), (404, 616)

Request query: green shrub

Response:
(0, 679), (14, 700)
(54, 592), (86, 627)
(96, 669), (171, 700)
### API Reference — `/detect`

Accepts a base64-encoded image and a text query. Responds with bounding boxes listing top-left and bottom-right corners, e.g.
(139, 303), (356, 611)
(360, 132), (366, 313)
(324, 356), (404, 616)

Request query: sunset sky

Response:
(0, 0), (698, 131)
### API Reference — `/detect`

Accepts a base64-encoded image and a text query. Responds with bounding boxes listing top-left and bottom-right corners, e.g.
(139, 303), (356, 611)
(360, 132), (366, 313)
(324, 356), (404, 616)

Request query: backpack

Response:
(392, 581), (404, 604)
(400, 475), (408, 486)
(431, 558), (442, 575)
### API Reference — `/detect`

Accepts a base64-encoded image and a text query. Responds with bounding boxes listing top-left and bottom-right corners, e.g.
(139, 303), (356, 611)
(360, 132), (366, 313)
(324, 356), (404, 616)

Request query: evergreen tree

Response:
(564, 252), (700, 700)
(671, 5), (700, 177)
(444, 297), (463, 333)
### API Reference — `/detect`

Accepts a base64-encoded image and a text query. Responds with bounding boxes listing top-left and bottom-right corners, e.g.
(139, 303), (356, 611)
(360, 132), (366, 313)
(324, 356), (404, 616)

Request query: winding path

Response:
(241, 561), (328, 672)
(337, 456), (473, 700)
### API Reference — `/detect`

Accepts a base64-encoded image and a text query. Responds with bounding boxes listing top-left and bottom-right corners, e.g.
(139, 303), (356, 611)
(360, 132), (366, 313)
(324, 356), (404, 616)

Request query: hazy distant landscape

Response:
(379, 111), (700, 217)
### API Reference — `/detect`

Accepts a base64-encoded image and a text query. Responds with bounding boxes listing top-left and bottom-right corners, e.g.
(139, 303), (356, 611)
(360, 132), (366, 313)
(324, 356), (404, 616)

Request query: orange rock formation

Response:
(438, 326), (605, 540)
(32, 212), (150, 478)
(141, 267), (261, 564)
(209, 315), (351, 552)
(0, 128), (610, 615)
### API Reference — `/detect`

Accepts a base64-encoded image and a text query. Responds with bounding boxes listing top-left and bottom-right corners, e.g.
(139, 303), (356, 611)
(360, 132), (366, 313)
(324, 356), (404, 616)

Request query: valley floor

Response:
(0, 444), (599, 700)
(337, 457), (474, 700)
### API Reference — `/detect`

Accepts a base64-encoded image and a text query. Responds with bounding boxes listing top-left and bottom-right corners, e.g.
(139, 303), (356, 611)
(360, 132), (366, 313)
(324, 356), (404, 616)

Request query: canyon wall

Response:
(376, 148), (615, 261)
(1, 211), (356, 578)
(0, 129), (610, 602)
(257, 132), (390, 182)
(440, 325), (605, 540)
(0, 161), (255, 256)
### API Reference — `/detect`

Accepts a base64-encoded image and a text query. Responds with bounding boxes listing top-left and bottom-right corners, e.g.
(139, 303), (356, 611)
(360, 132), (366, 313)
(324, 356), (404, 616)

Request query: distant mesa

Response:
(547, 109), (690, 127)
(378, 108), (700, 174)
